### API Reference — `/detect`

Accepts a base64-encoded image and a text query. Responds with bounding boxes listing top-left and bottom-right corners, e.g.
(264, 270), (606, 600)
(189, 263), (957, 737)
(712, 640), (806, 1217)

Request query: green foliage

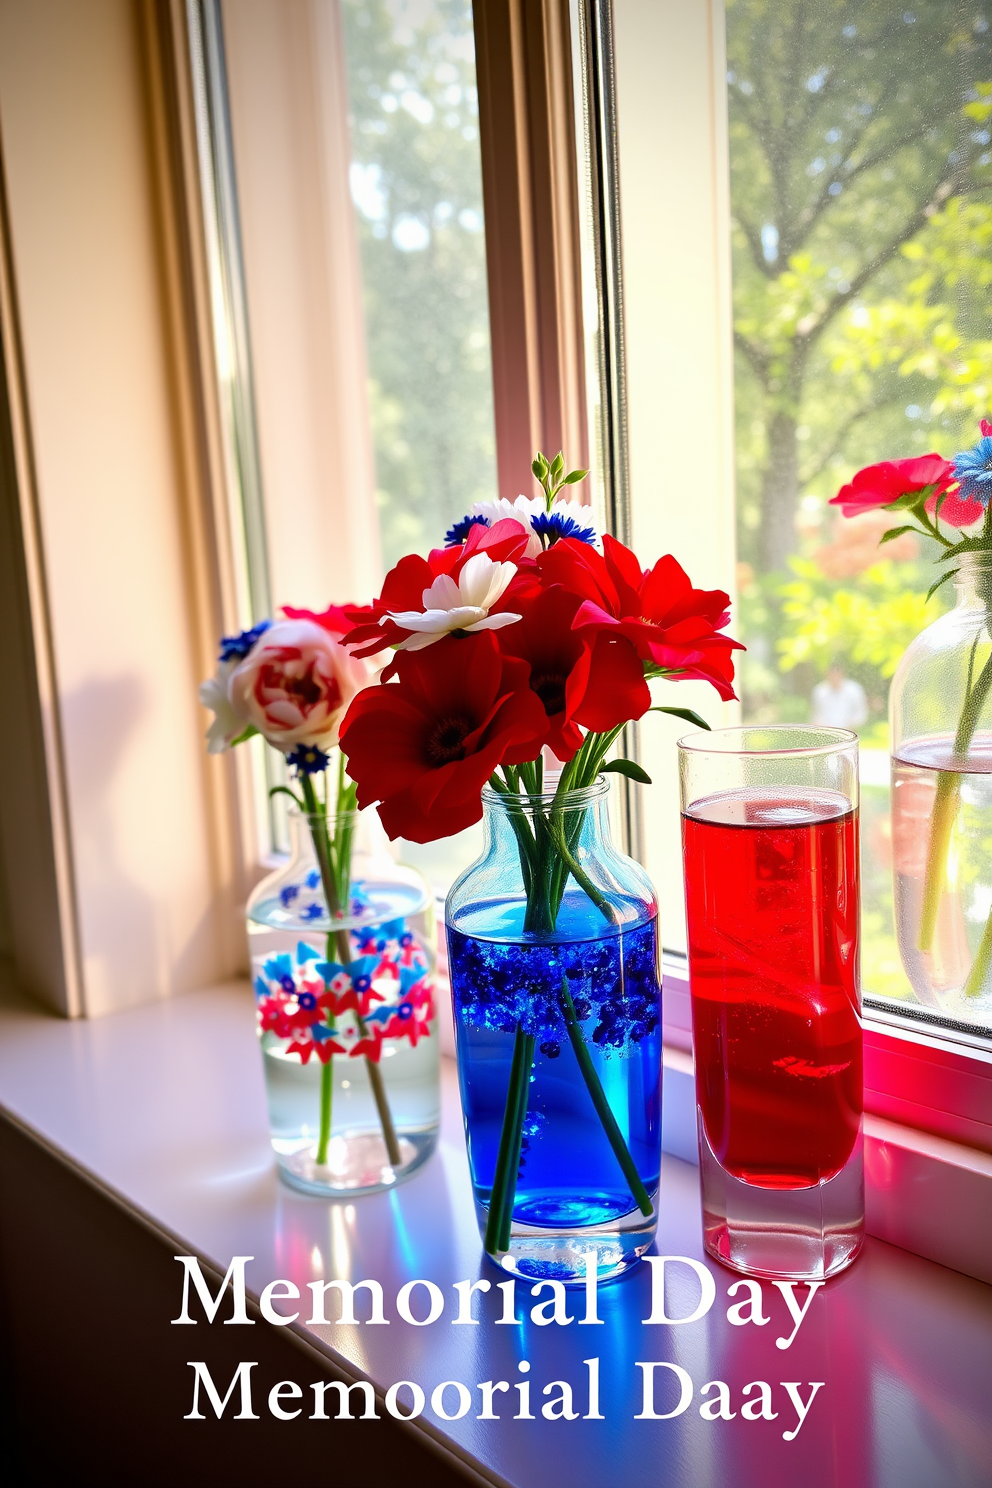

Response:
(601, 758), (653, 784)
(774, 556), (936, 677)
(728, 0), (992, 743)
(342, 0), (496, 568)
(532, 450), (589, 507)
(727, 0), (992, 565)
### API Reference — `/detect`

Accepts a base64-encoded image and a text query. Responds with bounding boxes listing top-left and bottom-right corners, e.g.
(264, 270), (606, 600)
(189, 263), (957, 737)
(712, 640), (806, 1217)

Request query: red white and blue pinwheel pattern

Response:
(254, 919), (433, 1065)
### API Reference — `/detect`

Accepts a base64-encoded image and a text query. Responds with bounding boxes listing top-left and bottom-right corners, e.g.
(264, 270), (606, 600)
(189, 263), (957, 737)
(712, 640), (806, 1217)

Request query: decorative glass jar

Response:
(891, 551), (992, 1026)
(446, 777), (661, 1283)
(247, 808), (439, 1195)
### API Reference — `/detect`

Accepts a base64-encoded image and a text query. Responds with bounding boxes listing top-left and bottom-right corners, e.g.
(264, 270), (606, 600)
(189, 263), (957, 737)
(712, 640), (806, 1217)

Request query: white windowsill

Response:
(0, 976), (990, 1486)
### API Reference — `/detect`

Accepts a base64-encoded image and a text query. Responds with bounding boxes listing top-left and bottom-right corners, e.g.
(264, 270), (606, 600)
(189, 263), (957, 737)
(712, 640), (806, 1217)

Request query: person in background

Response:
(811, 661), (869, 731)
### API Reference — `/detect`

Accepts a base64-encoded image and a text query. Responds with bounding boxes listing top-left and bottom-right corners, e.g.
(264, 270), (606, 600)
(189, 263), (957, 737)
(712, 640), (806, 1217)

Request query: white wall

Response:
(0, 0), (226, 1012)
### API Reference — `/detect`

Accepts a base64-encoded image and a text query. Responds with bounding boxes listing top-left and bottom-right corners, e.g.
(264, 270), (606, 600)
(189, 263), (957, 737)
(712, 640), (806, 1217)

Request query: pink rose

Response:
(229, 619), (369, 752)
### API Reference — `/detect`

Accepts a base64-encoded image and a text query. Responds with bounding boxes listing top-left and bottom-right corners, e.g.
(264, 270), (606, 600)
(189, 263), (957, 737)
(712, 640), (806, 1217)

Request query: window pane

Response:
(341, 0), (495, 887)
(342, 0), (497, 570)
(726, 1), (992, 1024)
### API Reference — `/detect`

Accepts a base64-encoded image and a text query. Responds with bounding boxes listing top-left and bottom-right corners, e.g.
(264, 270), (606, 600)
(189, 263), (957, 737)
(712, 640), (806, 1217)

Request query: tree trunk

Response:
(758, 409), (800, 572)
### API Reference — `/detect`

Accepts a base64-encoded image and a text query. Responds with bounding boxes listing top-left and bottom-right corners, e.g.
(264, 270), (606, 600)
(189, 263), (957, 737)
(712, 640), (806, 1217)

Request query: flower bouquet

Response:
(200, 610), (439, 1195)
(338, 454), (742, 1276)
(831, 420), (992, 1016)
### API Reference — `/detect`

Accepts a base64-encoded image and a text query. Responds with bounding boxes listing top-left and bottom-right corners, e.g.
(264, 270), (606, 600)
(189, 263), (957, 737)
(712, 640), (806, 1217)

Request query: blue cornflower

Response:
(530, 510), (598, 547)
(219, 619), (270, 662)
(287, 743), (330, 776)
(953, 434), (992, 508)
(444, 513), (490, 546)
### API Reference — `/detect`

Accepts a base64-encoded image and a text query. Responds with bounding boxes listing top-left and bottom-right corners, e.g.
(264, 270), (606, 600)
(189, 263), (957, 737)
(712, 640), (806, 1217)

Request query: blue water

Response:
(447, 904), (661, 1236)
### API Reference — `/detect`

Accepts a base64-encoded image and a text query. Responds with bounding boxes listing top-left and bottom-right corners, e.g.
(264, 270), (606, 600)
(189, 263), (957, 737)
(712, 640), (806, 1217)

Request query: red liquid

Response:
(682, 789), (861, 1189)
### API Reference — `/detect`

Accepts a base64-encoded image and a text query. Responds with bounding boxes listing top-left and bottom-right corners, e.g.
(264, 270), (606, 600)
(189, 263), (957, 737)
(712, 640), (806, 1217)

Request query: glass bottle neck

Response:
(481, 784), (613, 849)
(952, 552), (992, 611)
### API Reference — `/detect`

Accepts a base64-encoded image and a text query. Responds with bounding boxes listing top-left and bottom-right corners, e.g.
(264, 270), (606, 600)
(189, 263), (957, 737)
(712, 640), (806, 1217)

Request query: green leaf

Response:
(885, 489), (931, 511)
(563, 468), (589, 485)
(926, 568), (957, 602)
(602, 758), (653, 784)
(532, 455), (548, 479)
(268, 784), (306, 809)
(229, 724), (259, 746)
(648, 705), (711, 731)
(878, 524), (920, 544)
(551, 451), (564, 478)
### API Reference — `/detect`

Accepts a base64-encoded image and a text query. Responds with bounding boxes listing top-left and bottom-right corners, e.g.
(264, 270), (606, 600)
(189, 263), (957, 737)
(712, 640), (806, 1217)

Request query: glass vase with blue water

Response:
(446, 776), (661, 1283)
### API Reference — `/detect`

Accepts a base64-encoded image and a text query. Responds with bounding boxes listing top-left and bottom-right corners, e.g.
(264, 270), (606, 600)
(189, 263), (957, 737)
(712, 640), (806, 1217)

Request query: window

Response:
(341, 0), (498, 888)
(215, 0), (500, 889)
(613, 0), (992, 1055)
(724, 0), (992, 1036)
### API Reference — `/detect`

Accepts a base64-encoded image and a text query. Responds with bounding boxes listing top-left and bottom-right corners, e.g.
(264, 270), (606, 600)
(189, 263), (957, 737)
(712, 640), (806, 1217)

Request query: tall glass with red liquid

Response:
(679, 726), (863, 1281)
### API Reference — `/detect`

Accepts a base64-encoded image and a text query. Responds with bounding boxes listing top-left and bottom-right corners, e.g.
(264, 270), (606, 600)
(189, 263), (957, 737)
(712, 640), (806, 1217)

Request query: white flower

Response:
(199, 660), (245, 754)
(470, 494), (602, 558)
(385, 552), (522, 650)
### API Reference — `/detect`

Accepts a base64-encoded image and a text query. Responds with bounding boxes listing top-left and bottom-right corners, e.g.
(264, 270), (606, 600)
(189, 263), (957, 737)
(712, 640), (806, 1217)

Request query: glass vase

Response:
(247, 807), (439, 1196)
(446, 777), (661, 1284)
(891, 552), (992, 1029)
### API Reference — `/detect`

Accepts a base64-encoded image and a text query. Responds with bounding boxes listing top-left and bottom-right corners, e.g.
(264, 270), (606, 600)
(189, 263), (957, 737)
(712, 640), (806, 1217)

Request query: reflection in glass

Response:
(726, 0), (992, 1013)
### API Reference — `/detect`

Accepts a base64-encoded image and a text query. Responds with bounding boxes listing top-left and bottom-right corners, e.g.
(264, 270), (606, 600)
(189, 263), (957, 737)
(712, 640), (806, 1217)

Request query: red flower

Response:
(923, 489), (985, 529)
(496, 586), (586, 759)
(541, 536), (742, 700)
(282, 602), (365, 636)
(339, 632), (547, 842)
(346, 519), (533, 659)
(829, 454), (954, 517)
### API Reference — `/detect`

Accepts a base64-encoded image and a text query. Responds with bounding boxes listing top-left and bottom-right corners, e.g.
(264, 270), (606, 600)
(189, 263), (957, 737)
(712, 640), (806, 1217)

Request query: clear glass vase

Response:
(891, 552), (992, 1028)
(445, 777), (661, 1284)
(247, 807), (439, 1195)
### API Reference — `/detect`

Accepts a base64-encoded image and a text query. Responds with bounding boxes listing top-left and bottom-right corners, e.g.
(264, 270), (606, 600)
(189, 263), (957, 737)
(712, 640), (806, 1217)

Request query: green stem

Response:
(559, 978), (654, 1218)
(483, 1024), (535, 1254)
(918, 645), (992, 954)
(498, 1034), (535, 1251)
(357, 1018), (403, 1167)
(481, 742), (632, 1256)
(918, 771), (961, 953)
(300, 767), (402, 1166)
(963, 910), (992, 998)
(316, 1060), (333, 1167)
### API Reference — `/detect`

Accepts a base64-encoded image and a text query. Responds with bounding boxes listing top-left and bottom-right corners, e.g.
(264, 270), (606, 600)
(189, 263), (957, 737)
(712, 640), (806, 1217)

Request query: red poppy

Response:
(829, 454), (955, 517)
(495, 586), (586, 759)
(540, 536), (742, 700)
(345, 519), (533, 659)
(498, 581), (652, 745)
(339, 632), (548, 842)
(282, 602), (368, 636)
